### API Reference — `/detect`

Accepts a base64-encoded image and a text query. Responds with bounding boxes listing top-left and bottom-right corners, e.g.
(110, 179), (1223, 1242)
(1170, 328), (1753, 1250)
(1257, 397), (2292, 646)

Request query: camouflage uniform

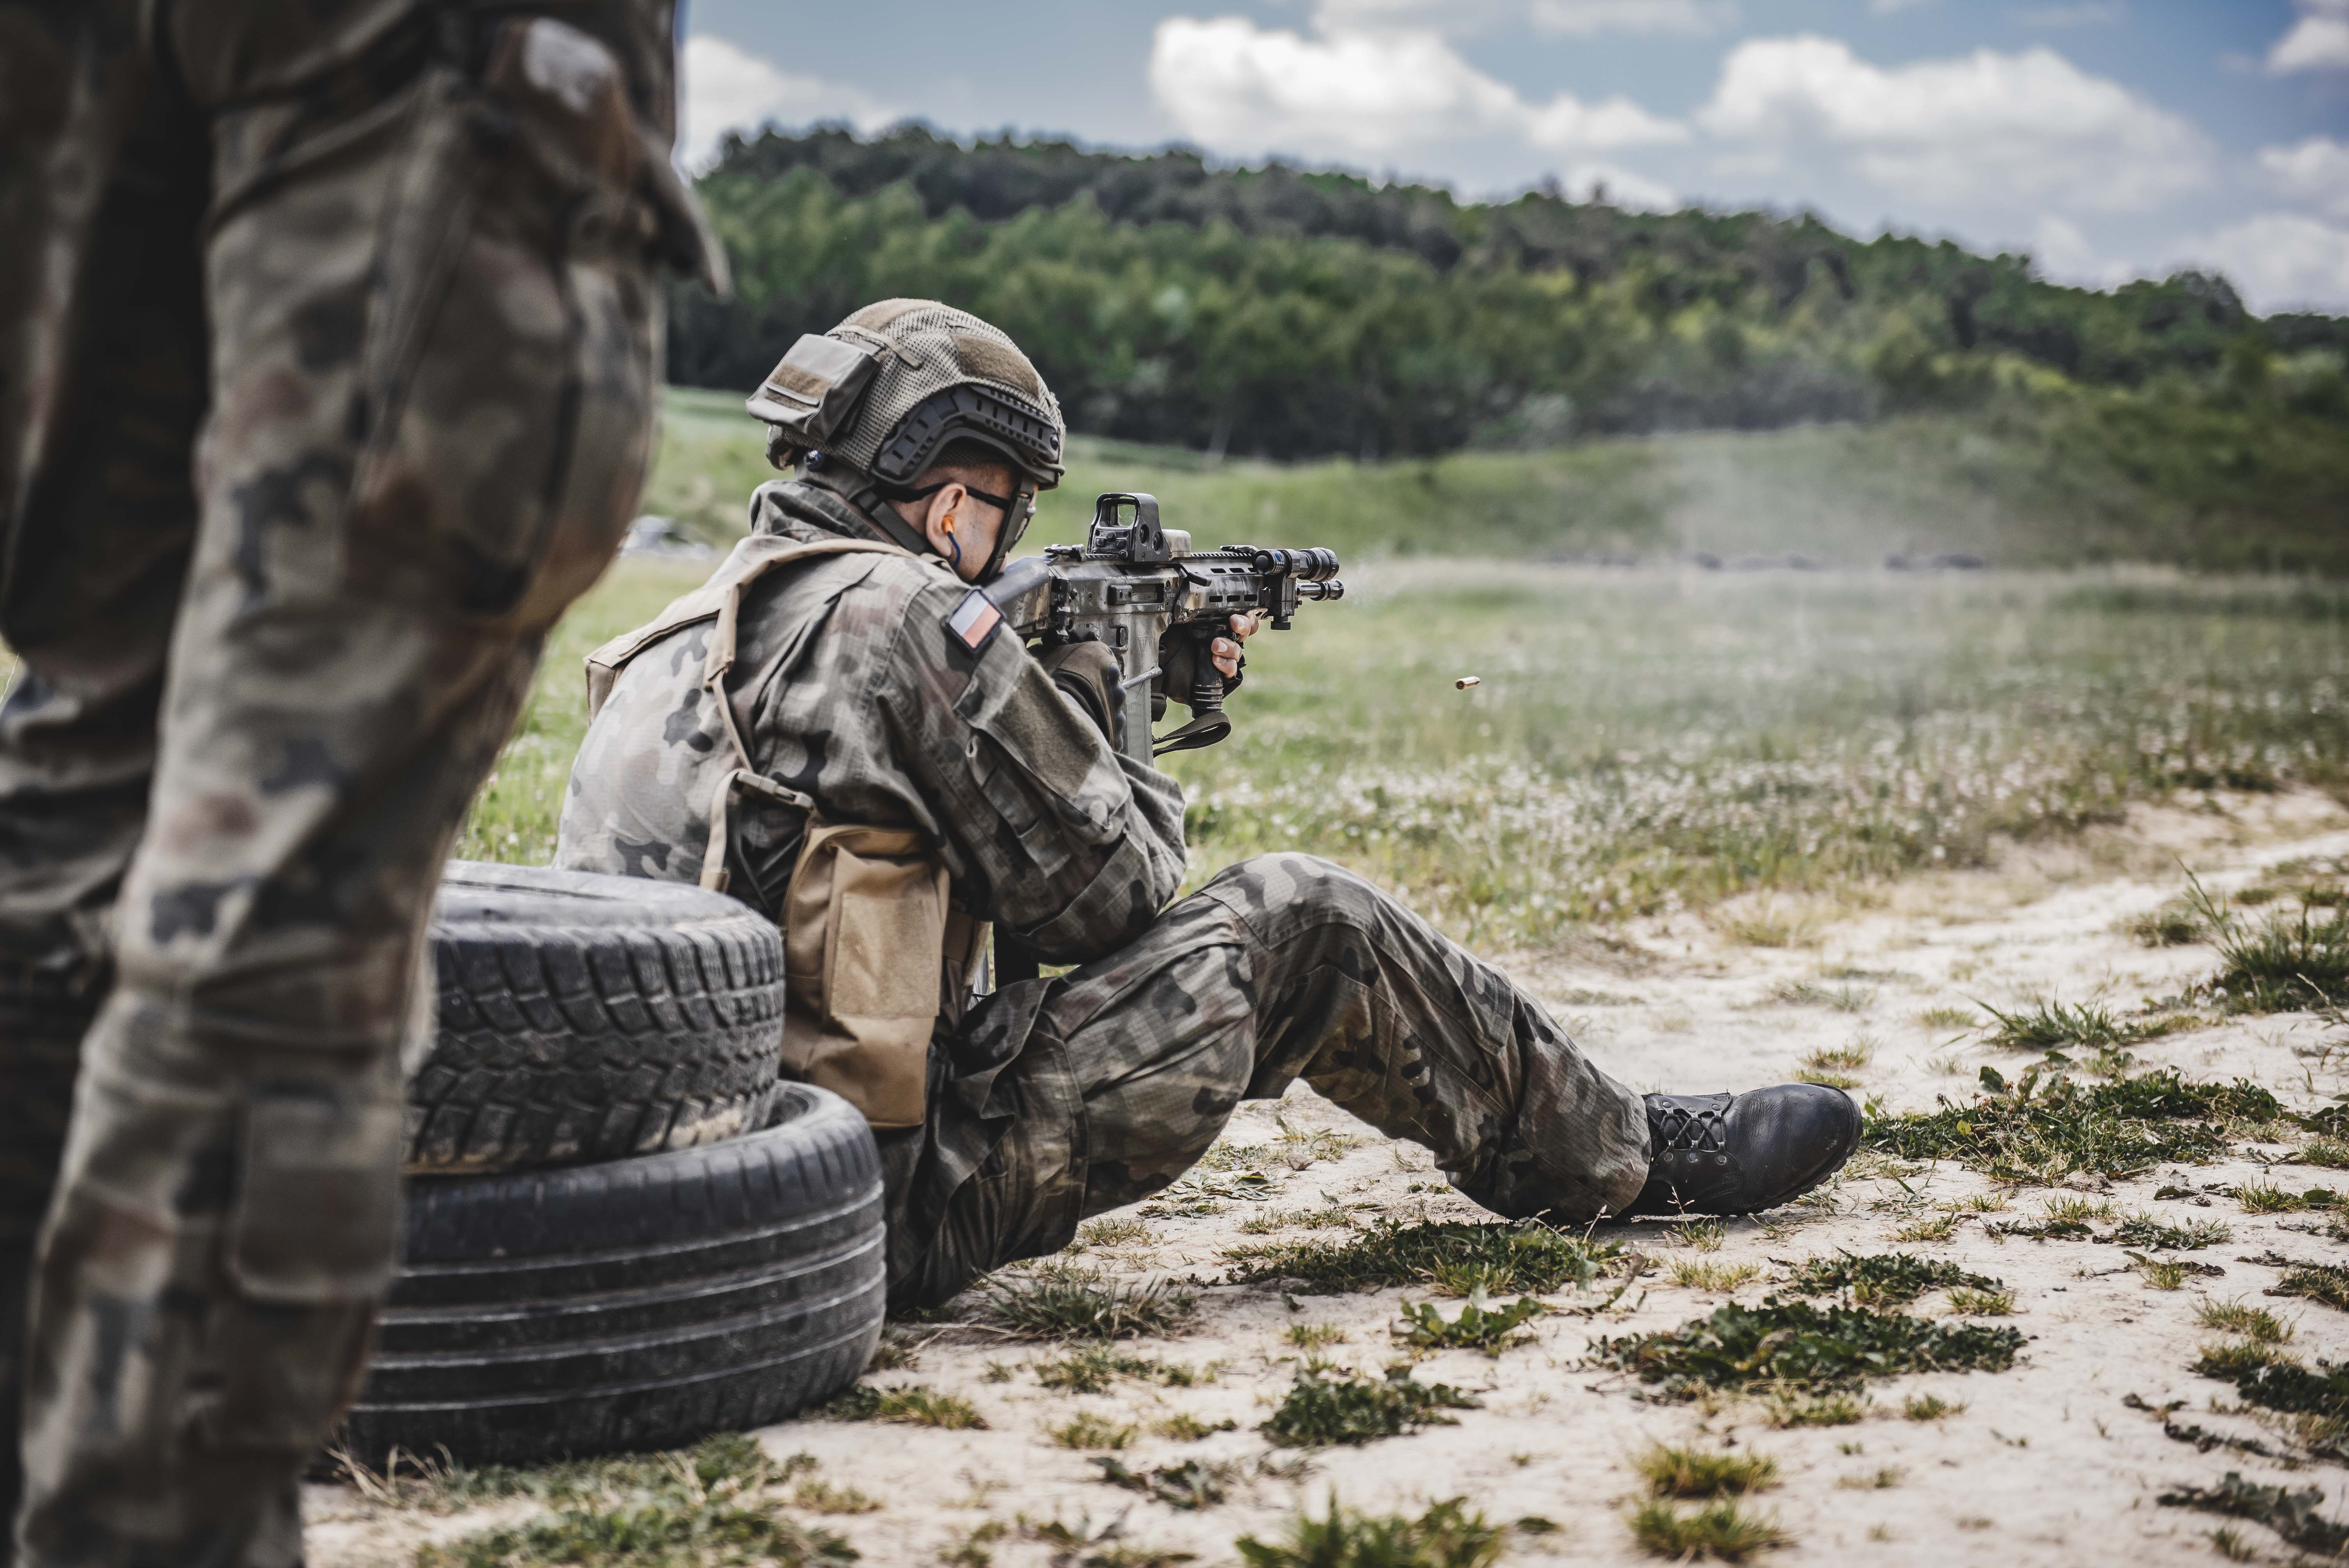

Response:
(558, 480), (1651, 1311)
(0, 2), (709, 1560)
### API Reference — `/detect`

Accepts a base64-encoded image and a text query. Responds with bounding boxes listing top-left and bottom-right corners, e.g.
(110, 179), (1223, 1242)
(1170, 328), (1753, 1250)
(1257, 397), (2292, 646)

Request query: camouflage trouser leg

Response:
(889, 852), (1651, 1308)
(0, 4), (669, 1561)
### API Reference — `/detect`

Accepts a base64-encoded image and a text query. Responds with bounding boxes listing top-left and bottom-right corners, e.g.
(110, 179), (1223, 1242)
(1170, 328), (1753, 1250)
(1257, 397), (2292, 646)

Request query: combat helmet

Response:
(745, 299), (1065, 576)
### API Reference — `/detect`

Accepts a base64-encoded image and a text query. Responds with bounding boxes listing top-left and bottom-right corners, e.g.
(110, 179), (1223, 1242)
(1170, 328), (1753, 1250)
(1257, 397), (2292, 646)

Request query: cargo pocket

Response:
(224, 1082), (404, 1306)
(783, 821), (948, 1129)
(207, 1077), (403, 1452)
(347, 16), (659, 627)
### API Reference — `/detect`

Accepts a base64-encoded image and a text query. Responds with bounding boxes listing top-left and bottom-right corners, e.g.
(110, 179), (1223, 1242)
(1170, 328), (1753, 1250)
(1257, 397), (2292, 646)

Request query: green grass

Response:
(1260, 1367), (1480, 1447)
(1670, 1259), (1764, 1293)
(1093, 1456), (1247, 1511)
(1946, 1287), (2018, 1316)
(2208, 903), (2349, 1013)
(1902, 1392), (1966, 1421)
(2273, 1262), (2349, 1312)
(453, 533), (2349, 958)
(1237, 1497), (1508, 1568)
(986, 1264), (1197, 1340)
(1633, 1445), (1780, 1498)
(2110, 1215), (2233, 1250)
(1590, 1299), (2024, 1396)
(1863, 1066), (2281, 1183)
(1225, 1220), (1619, 1297)
(1777, 1251), (2001, 1307)
(2159, 1475), (2349, 1557)
(1625, 1499), (1789, 1562)
(1030, 1349), (1205, 1393)
(1046, 1412), (1136, 1450)
(1392, 1294), (1546, 1354)
(412, 1436), (855, 1568)
(1977, 999), (2155, 1052)
(2199, 1301), (2295, 1343)
(816, 1383), (987, 1429)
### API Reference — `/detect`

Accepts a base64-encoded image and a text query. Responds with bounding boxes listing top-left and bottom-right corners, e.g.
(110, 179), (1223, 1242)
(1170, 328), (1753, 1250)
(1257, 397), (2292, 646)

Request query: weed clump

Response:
(987, 1265), (1197, 1340)
(2272, 1261), (2349, 1313)
(817, 1383), (986, 1429)
(413, 1435), (855, 1568)
(1032, 1349), (1204, 1393)
(1863, 1064), (2279, 1182)
(1779, 1251), (2001, 1306)
(1393, 1293), (1545, 1355)
(1978, 999), (2153, 1051)
(1626, 1499), (1788, 1562)
(2111, 1215), (2232, 1250)
(1903, 1392), (1965, 1421)
(1260, 1366), (1479, 1447)
(2203, 900), (2349, 1014)
(2199, 1301), (2294, 1342)
(1671, 1259), (1763, 1293)
(1094, 1456), (1247, 1511)
(1590, 1299), (2023, 1397)
(1237, 1497), (1506, 1568)
(1048, 1412), (1137, 1450)
(1946, 1287), (2017, 1316)
(1225, 1220), (1618, 1297)
(1633, 1445), (1779, 1497)
(2159, 1474), (2349, 1557)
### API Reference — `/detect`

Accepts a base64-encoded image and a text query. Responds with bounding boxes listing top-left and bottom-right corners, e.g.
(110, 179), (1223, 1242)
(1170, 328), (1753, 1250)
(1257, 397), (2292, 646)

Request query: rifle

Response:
(985, 492), (1346, 770)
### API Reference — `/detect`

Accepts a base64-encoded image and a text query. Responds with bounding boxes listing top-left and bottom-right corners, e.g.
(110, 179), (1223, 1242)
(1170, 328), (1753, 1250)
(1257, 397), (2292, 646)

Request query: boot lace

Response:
(1650, 1102), (1728, 1155)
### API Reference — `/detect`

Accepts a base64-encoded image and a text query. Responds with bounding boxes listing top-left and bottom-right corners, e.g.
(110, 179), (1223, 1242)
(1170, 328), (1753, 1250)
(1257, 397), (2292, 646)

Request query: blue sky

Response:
(682, 0), (2349, 312)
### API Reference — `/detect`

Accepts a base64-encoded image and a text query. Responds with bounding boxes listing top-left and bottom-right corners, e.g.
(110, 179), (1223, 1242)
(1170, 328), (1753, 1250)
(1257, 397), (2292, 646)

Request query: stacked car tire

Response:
(333, 862), (884, 1468)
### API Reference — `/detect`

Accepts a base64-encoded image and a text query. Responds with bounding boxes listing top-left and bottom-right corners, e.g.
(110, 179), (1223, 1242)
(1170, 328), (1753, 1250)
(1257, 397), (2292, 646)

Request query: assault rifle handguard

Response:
(984, 492), (1344, 768)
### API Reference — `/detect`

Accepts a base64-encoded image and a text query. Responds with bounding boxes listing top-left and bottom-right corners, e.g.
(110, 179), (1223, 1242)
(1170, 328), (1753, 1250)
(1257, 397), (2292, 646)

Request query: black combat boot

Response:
(1622, 1085), (1861, 1218)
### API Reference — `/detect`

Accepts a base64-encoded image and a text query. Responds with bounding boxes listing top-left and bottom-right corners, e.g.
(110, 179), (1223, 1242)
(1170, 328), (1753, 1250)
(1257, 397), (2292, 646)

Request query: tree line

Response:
(670, 123), (2349, 461)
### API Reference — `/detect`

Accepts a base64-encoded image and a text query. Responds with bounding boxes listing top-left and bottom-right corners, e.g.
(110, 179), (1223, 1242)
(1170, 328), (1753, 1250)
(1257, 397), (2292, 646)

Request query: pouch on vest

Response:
(784, 820), (951, 1129)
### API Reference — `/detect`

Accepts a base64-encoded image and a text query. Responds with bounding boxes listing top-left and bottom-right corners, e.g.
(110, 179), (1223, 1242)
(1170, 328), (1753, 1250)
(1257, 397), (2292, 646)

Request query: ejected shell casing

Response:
(1455, 676), (1481, 690)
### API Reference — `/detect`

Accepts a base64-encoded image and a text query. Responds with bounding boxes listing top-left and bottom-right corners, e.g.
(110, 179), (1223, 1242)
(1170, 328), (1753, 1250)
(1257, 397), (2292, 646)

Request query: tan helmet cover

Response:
(745, 299), (1066, 489)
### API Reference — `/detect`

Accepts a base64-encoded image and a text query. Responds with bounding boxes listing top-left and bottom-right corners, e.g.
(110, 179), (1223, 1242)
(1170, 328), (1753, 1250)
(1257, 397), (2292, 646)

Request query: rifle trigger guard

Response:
(1153, 709), (1231, 757)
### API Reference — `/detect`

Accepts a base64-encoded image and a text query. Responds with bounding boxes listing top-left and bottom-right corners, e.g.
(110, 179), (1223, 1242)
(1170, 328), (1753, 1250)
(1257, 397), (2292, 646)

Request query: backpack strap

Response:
(582, 534), (907, 718)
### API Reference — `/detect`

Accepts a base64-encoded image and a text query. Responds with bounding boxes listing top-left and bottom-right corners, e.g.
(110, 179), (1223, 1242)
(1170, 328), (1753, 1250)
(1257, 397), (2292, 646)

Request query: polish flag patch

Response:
(947, 590), (1002, 651)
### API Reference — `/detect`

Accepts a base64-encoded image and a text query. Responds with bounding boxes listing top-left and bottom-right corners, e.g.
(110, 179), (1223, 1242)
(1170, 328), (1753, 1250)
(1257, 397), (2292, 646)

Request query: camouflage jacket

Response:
(555, 479), (1190, 964)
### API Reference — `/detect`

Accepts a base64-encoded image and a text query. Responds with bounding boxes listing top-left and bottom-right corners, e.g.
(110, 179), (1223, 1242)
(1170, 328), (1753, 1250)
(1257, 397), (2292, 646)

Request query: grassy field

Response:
(469, 456), (2349, 950)
(646, 385), (2349, 573)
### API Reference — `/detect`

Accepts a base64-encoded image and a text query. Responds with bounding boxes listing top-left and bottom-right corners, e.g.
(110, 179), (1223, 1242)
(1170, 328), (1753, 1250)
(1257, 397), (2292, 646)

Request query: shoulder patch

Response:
(946, 589), (1002, 651)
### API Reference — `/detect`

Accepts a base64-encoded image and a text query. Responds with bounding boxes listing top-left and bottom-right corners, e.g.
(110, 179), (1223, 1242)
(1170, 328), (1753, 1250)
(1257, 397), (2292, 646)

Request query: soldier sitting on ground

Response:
(555, 299), (1862, 1310)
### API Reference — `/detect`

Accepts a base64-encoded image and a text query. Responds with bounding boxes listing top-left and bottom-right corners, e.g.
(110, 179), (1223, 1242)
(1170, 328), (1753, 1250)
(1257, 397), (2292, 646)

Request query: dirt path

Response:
(309, 790), (2349, 1568)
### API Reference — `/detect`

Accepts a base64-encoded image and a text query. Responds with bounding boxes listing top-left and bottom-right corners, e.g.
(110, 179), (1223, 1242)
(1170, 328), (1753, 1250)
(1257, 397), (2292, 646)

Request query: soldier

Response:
(0, 2), (713, 1561)
(555, 299), (1861, 1312)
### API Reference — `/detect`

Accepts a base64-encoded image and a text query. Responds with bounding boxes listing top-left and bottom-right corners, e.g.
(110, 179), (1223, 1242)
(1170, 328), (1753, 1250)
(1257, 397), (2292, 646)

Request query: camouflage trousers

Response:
(885, 852), (1652, 1309)
(0, 3), (678, 1561)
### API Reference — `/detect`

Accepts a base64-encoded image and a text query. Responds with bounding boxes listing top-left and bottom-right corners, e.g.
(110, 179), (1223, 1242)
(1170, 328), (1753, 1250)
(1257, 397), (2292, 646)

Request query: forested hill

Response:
(667, 125), (2349, 571)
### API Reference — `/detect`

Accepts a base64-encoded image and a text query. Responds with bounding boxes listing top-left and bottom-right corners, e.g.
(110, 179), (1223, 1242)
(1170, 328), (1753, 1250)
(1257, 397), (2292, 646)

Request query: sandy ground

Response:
(310, 789), (2349, 1568)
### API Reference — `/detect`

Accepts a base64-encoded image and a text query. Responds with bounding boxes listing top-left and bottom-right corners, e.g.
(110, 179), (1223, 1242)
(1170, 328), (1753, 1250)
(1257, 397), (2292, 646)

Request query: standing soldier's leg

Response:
(0, 5), (212, 1548)
(8, 6), (681, 1561)
(890, 853), (1651, 1309)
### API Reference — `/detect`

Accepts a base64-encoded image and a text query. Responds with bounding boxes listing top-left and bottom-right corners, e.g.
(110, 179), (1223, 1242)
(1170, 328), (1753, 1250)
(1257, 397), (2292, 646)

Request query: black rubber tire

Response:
(337, 1083), (883, 1468)
(406, 861), (786, 1174)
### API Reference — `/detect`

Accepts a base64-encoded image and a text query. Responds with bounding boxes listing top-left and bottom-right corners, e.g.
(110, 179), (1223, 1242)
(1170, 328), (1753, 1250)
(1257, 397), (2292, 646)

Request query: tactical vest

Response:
(581, 533), (987, 1129)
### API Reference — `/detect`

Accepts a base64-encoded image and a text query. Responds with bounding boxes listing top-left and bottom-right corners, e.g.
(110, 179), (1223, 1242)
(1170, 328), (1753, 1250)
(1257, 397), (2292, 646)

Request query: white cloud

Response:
(1696, 36), (2211, 214)
(2269, 0), (2349, 73)
(2030, 214), (2131, 287)
(1305, 0), (1735, 34)
(1147, 16), (1688, 160)
(679, 34), (895, 168)
(2262, 137), (2349, 219)
(2170, 212), (2349, 313)
(1556, 162), (1680, 210)
(1527, 1), (1737, 36)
